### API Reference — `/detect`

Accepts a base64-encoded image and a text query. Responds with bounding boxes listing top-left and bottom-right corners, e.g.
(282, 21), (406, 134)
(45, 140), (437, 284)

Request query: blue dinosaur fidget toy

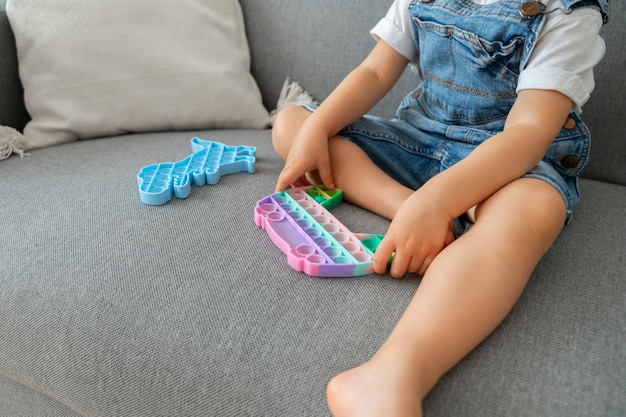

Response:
(137, 138), (256, 205)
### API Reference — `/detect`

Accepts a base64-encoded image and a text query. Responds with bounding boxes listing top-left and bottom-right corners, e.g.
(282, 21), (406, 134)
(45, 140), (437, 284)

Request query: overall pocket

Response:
(411, 16), (525, 124)
(413, 17), (525, 91)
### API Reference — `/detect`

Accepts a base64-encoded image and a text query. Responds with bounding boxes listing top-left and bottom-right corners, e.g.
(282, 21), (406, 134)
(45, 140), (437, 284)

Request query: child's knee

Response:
(518, 179), (567, 227)
(271, 106), (309, 158)
(478, 178), (566, 231)
(271, 112), (290, 158)
(519, 186), (568, 244)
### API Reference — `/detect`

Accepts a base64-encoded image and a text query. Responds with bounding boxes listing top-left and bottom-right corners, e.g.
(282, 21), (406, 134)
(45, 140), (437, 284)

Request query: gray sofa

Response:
(1, 1), (624, 416)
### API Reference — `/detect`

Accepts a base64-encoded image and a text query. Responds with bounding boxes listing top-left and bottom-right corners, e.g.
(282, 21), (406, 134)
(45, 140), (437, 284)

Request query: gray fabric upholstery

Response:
(0, 375), (80, 417)
(578, 1), (626, 184)
(240, 0), (418, 122)
(1, 0), (625, 416)
(1, 131), (625, 416)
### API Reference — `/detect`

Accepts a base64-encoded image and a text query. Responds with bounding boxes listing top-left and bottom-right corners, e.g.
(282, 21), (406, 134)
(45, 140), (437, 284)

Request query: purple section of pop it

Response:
(255, 186), (380, 277)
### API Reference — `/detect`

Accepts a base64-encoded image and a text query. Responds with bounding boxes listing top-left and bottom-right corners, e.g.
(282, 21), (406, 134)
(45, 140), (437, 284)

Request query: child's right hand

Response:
(373, 189), (456, 278)
(274, 125), (335, 192)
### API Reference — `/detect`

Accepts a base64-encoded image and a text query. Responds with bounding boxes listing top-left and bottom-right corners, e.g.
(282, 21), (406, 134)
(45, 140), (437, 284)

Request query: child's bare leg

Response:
(272, 106), (311, 158)
(273, 106), (413, 220)
(326, 178), (567, 417)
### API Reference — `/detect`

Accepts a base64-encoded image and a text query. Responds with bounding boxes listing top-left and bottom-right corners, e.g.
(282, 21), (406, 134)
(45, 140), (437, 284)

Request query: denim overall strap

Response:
(391, 0), (594, 219)
(407, 0), (545, 126)
(560, 0), (610, 24)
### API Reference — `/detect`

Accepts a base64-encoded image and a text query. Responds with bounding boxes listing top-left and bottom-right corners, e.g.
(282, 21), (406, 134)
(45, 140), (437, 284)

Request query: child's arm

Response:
(274, 40), (409, 192)
(373, 89), (574, 277)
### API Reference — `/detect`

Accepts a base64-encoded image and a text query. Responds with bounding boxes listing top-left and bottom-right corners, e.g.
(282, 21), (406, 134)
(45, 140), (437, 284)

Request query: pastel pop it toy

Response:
(137, 138), (256, 205)
(255, 185), (387, 277)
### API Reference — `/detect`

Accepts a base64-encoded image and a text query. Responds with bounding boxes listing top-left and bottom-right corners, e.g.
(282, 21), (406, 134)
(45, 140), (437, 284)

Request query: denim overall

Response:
(335, 0), (608, 228)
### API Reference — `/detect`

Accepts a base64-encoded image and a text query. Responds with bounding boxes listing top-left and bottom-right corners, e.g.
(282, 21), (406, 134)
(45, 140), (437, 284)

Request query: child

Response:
(272, 0), (608, 415)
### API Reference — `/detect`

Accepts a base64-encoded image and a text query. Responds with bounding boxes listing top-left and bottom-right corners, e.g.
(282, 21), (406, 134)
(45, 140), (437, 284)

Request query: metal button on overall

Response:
(520, 1), (544, 19)
(560, 155), (580, 169)
(563, 117), (576, 129)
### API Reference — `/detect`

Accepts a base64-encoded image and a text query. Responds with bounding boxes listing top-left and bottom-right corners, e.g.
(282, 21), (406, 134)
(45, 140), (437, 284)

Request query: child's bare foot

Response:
(326, 359), (423, 417)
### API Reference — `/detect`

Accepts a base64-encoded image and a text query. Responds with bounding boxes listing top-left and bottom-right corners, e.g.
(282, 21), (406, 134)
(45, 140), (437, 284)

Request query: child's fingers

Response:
(373, 237), (395, 275)
(375, 236), (431, 278)
(412, 254), (433, 277)
(274, 166), (298, 192)
(388, 250), (412, 278)
(292, 175), (311, 188)
(275, 157), (309, 191)
(316, 162), (335, 190)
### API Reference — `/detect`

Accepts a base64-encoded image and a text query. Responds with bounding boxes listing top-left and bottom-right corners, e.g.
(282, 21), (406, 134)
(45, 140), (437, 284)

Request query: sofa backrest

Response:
(239, 0), (413, 118)
(1, 0), (623, 185)
(577, 2), (626, 184)
(241, 0), (625, 186)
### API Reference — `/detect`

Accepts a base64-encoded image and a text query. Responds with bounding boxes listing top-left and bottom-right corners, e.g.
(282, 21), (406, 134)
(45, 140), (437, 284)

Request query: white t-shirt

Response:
(371, 0), (605, 112)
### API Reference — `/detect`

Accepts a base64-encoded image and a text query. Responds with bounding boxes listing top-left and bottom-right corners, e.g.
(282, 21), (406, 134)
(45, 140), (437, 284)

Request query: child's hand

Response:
(274, 126), (335, 192)
(373, 190), (455, 277)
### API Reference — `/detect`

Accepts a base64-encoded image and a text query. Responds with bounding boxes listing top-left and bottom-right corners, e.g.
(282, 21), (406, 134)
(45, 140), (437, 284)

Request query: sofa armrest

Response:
(0, 0), (28, 131)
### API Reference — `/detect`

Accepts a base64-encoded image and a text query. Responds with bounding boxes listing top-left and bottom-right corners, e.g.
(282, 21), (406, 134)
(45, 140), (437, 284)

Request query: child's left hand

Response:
(373, 190), (455, 277)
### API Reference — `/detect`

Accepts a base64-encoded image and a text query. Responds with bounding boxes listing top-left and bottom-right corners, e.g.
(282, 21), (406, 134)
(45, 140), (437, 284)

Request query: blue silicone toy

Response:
(137, 138), (256, 205)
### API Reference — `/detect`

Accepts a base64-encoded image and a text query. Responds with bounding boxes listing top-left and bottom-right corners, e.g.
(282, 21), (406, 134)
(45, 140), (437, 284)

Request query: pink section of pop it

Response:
(255, 186), (383, 277)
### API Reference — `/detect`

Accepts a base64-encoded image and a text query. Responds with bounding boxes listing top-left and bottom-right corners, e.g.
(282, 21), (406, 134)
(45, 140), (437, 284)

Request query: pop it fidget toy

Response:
(255, 185), (386, 277)
(137, 138), (256, 205)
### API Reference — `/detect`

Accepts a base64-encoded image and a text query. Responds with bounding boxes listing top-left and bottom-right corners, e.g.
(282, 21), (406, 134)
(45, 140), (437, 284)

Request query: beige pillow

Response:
(6, 0), (270, 150)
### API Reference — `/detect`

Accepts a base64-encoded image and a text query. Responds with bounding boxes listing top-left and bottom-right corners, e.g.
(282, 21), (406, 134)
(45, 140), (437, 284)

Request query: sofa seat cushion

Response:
(0, 131), (624, 416)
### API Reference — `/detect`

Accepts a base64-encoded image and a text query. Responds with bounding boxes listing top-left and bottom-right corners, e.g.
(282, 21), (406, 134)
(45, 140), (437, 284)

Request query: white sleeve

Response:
(517, 6), (605, 113)
(369, 0), (417, 63)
